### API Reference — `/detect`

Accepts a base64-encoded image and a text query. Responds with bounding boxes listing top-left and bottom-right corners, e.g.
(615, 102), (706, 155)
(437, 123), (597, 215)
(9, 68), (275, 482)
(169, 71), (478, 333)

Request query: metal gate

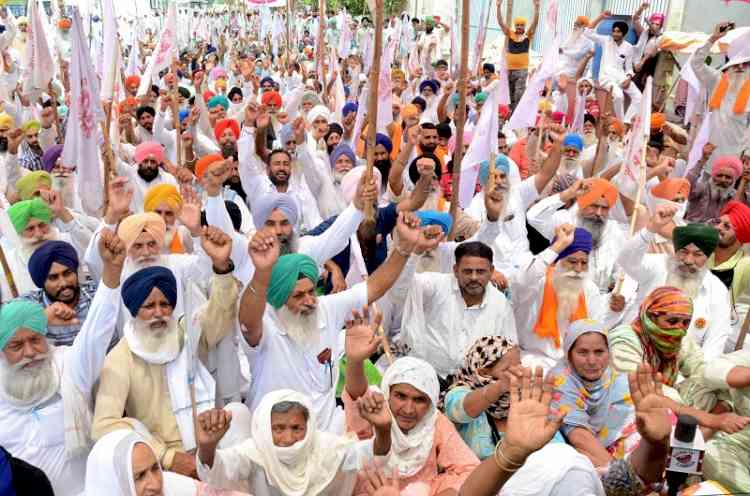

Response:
(604, 0), (671, 18)
(531, 0), (593, 53)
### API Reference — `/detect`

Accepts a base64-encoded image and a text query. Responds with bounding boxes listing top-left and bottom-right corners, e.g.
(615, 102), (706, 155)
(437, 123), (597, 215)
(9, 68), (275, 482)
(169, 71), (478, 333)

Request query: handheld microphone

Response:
(666, 415), (705, 496)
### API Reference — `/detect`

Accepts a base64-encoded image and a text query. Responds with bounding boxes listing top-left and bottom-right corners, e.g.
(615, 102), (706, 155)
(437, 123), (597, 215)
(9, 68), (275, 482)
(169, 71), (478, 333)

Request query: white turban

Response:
(307, 104), (331, 124)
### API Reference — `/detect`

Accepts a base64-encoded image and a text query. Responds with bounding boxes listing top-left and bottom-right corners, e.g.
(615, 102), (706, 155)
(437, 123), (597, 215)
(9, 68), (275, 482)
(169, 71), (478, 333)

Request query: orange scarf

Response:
(169, 230), (185, 254)
(533, 266), (588, 348)
(708, 73), (750, 114)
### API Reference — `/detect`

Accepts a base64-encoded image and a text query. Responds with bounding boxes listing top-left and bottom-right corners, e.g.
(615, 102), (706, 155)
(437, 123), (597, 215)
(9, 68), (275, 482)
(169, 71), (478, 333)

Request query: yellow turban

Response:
(538, 99), (553, 113)
(513, 16), (528, 26)
(117, 213), (166, 251)
(22, 120), (41, 133)
(402, 104), (420, 119)
(144, 184), (183, 213)
(15, 171), (52, 200)
(0, 113), (15, 128)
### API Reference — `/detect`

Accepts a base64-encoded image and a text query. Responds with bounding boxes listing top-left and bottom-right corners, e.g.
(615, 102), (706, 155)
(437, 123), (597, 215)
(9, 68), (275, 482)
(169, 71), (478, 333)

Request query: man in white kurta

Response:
(0, 229), (124, 495)
(115, 141), (179, 214)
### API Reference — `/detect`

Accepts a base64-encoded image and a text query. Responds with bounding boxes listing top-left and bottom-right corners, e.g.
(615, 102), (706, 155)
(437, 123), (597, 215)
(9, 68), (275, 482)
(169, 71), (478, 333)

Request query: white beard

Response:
(709, 179), (732, 198)
(122, 254), (168, 280)
(333, 169), (348, 186)
(276, 305), (321, 352)
(561, 157), (580, 175)
(578, 217), (606, 248)
(552, 265), (586, 324)
(20, 227), (59, 260)
(665, 259), (705, 299)
(128, 316), (181, 363)
(0, 352), (59, 408)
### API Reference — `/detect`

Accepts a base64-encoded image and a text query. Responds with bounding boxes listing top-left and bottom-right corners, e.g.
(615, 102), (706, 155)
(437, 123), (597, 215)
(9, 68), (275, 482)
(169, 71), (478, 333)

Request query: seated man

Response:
(92, 227), (242, 478)
(0, 229), (124, 495)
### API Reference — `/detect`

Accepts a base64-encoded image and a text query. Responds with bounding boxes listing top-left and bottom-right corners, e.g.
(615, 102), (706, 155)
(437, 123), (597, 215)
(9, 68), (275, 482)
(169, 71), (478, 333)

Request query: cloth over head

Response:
(672, 224), (719, 256)
(340, 166), (382, 204)
(711, 155), (742, 179)
(42, 144), (65, 172)
(267, 254), (319, 309)
(214, 118), (240, 141)
(307, 105), (331, 123)
(721, 200), (750, 243)
(0, 300), (48, 350)
(479, 155), (511, 187)
(651, 178), (690, 201)
(416, 211), (453, 235)
(134, 141), (165, 164)
(28, 240), (79, 289)
(144, 184), (183, 212)
(251, 192), (299, 228)
(15, 171), (52, 200)
(261, 91), (283, 107)
(329, 143), (357, 169)
(577, 178), (617, 209)
(7, 198), (53, 234)
(117, 212), (167, 251)
(375, 133), (393, 154)
(207, 95), (230, 110)
(121, 266), (178, 318)
(553, 227), (593, 262)
(562, 133), (584, 152)
(195, 154), (224, 179)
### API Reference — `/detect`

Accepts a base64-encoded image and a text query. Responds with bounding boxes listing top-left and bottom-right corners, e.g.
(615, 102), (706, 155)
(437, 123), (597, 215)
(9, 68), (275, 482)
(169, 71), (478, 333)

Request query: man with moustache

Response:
(116, 141), (179, 213)
(0, 229), (125, 496)
(18, 120), (45, 171)
(685, 150), (742, 223)
(617, 204), (732, 358)
(134, 105), (157, 144)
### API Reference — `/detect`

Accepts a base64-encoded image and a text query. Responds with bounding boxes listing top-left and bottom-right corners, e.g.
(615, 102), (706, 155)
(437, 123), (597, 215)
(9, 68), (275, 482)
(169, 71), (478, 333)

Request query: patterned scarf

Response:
(450, 336), (517, 419)
(630, 286), (692, 387)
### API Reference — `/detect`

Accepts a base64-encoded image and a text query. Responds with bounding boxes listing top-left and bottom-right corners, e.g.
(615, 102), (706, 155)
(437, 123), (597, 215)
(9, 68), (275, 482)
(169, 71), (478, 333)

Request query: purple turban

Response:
(28, 240), (79, 288)
(42, 144), (64, 172)
(375, 133), (393, 154)
(554, 228), (593, 262)
(251, 192), (299, 228)
(330, 143), (357, 169)
(121, 266), (177, 317)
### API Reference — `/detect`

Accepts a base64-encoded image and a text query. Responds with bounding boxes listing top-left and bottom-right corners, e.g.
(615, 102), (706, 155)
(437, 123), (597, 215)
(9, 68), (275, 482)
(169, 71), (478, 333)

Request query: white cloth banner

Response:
(22, 0), (55, 99)
(615, 77), (653, 200)
(507, 35), (560, 131)
(63, 8), (105, 218)
(138, 3), (177, 95)
(687, 110), (711, 174)
(101, 0), (121, 102)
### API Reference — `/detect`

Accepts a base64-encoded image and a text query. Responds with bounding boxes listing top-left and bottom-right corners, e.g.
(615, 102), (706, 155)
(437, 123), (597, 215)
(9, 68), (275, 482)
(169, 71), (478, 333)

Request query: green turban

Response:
(15, 171), (52, 200)
(475, 92), (488, 105)
(7, 198), (53, 234)
(672, 224), (720, 257)
(267, 254), (319, 309)
(0, 300), (48, 350)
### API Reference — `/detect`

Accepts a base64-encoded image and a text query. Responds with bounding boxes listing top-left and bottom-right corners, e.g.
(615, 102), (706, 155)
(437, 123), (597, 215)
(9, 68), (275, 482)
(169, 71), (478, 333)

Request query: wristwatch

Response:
(213, 259), (235, 275)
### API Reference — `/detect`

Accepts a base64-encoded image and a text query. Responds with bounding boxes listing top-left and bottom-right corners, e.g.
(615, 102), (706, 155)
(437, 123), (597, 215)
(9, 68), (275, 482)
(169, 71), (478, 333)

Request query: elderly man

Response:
(617, 205), (732, 358)
(92, 226), (242, 479)
(238, 211), (437, 433)
(196, 154), (253, 235)
(527, 177), (625, 294)
(513, 225), (613, 370)
(0, 229), (124, 495)
(686, 152), (742, 223)
(116, 141), (179, 212)
(143, 184), (194, 254)
(691, 22), (750, 158)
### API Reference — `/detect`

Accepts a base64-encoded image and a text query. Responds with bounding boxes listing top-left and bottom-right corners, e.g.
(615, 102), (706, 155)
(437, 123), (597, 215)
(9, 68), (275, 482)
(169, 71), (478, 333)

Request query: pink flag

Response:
(546, 0), (559, 34)
(138, 3), (177, 95)
(22, 0), (55, 100)
(63, 8), (105, 218)
(376, 38), (396, 134)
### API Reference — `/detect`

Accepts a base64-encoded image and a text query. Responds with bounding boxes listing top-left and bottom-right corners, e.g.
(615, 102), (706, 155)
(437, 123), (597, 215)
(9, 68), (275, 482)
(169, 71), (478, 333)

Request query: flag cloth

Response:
(508, 34), (560, 131)
(63, 8), (105, 218)
(22, 0), (55, 100)
(138, 3), (177, 95)
(614, 77), (653, 201)
(101, 0), (122, 102)
(126, 29), (141, 77)
(687, 111), (712, 173)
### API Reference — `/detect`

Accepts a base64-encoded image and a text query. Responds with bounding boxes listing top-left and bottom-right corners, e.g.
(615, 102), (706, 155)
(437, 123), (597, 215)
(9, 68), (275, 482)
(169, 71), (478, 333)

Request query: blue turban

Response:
(342, 102), (359, 117)
(28, 240), (79, 289)
(279, 124), (295, 147)
(0, 301), (47, 350)
(562, 133), (584, 152)
(416, 211), (453, 235)
(207, 95), (230, 110)
(479, 155), (511, 187)
(330, 143), (357, 169)
(375, 133), (393, 154)
(419, 79), (439, 94)
(260, 76), (275, 87)
(121, 267), (177, 317)
(267, 254), (319, 308)
(178, 109), (190, 124)
(553, 228), (593, 262)
(252, 192), (300, 228)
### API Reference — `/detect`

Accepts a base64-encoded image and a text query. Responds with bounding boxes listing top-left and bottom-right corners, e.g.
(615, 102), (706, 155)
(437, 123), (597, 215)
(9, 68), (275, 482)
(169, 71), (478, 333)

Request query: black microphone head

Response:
(674, 415), (698, 443)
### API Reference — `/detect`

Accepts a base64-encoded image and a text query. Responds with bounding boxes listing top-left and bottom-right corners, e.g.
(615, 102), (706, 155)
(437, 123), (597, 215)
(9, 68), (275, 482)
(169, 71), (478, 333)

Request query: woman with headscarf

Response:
(86, 430), (248, 496)
(549, 319), (637, 467)
(345, 356), (480, 495)
(196, 389), (392, 495)
(608, 286), (750, 434)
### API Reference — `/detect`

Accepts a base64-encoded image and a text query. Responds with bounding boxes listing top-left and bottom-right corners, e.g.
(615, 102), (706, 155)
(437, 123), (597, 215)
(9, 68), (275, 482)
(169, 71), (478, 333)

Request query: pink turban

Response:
(341, 166), (382, 204)
(711, 155), (743, 179)
(134, 141), (165, 164)
(649, 13), (665, 24)
(210, 67), (227, 81)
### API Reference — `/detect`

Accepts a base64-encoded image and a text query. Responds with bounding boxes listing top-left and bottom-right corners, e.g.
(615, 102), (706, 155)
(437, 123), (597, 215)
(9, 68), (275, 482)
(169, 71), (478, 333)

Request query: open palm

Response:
(629, 363), (672, 444)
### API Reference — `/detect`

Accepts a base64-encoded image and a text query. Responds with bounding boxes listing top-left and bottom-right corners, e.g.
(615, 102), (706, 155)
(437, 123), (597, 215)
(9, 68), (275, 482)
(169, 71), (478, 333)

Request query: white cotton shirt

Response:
(115, 159), (179, 214)
(244, 283), (368, 433)
(616, 229), (733, 359)
(584, 29), (636, 84)
(400, 272), (518, 378)
(0, 284), (120, 496)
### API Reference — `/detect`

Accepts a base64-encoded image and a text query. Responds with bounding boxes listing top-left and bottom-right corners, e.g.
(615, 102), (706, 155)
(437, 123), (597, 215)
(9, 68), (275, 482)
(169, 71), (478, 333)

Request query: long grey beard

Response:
(19, 228), (59, 260)
(578, 217), (605, 248)
(665, 259), (705, 299)
(131, 317), (180, 358)
(0, 353), (59, 408)
(277, 305), (321, 352)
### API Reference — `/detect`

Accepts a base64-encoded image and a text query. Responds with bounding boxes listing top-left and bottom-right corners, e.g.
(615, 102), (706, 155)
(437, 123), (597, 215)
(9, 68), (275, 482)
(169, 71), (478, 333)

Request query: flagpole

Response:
(0, 244), (19, 299)
(364, 0), (384, 223)
(447, 0), (470, 242)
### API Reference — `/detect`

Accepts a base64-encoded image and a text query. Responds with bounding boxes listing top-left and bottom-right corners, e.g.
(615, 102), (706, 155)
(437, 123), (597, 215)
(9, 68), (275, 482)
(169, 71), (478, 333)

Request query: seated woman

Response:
(85, 429), (248, 496)
(443, 336), (526, 459)
(608, 286), (748, 434)
(345, 328), (480, 496)
(550, 319), (638, 467)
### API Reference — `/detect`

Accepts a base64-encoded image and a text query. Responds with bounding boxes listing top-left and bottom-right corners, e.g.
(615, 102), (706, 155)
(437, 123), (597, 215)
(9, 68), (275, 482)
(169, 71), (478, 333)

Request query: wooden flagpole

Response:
(364, 0), (384, 223)
(447, 0), (470, 241)
(0, 244), (18, 299)
(316, 0), (325, 81)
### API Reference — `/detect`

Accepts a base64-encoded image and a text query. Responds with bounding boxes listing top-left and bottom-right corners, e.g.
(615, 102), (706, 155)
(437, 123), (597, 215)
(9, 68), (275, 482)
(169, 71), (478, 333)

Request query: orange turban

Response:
(58, 18), (72, 30)
(125, 75), (141, 90)
(402, 104), (419, 119)
(119, 97), (139, 114)
(652, 178), (690, 201)
(651, 113), (666, 131)
(214, 119), (240, 142)
(609, 118), (625, 136)
(203, 90), (216, 103)
(117, 213), (166, 251)
(576, 15), (590, 26)
(577, 178), (618, 209)
(261, 91), (283, 108)
(144, 184), (183, 212)
(195, 154), (224, 179)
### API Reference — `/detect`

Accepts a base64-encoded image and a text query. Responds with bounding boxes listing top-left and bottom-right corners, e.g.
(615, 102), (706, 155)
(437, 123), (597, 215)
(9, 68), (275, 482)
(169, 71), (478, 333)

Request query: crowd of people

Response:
(0, 0), (749, 495)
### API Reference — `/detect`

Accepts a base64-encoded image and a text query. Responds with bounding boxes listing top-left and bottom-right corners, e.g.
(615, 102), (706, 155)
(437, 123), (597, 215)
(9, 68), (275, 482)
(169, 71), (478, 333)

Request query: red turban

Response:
(651, 178), (690, 201)
(195, 154), (224, 179)
(261, 91), (283, 108)
(134, 141), (165, 164)
(577, 178), (618, 209)
(118, 97), (138, 114)
(498, 104), (511, 119)
(125, 75), (141, 90)
(711, 155), (743, 179)
(58, 18), (72, 30)
(214, 119), (240, 142)
(203, 90), (216, 103)
(721, 200), (750, 243)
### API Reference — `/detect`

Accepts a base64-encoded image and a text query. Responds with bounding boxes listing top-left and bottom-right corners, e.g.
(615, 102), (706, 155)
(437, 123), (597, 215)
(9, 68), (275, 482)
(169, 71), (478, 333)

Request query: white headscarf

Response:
(499, 443), (605, 496)
(243, 389), (358, 496)
(380, 357), (440, 478)
(307, 104), (331, 124)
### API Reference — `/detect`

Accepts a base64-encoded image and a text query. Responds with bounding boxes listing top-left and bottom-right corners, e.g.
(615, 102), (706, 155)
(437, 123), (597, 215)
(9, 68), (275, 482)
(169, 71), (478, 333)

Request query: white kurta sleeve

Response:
(297, 203), (365, 266)
(196, 439), (259, 487)
(616, 229), (663, 286)
(702, 286), (732, 360)
(526, 193), (567, 240)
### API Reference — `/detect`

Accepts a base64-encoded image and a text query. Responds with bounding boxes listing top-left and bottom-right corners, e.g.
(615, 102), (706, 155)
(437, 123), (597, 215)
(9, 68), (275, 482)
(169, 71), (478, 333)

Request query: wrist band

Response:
(493, 441), (524, 473)
(394, 244), (412, 257)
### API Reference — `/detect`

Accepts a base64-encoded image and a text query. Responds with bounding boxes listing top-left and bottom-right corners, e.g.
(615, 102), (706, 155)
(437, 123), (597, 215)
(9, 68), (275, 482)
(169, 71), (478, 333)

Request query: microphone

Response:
(666, 415), (705, 496)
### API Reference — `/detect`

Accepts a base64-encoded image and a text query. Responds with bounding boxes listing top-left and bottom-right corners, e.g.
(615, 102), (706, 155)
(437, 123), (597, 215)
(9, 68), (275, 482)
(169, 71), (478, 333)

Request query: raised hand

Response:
(248, 228), (280, 272)
(39, 189), (66, 219)
(196, 408), (232, 449)
(99, 228), (127, 267)
(293, 116), (306, 145)
(357, 389), (392, 431)
(174, 167), (195, 184)
(345, 306), (384, 363)
(353, 173), (379, 211)
(256, 106), (271, 129)
(551, 223), (576, 252)
(628, 363), (671, 444)
(7, 128), (23, 155)
(414, 225), (445, 255)
(201, 226), (233, 267)
(45, 302), (79, 326)
(105, 176), (134, 224)
(559, 179), (586, 203)
(647, 203), (677, 238)
(394, 211), (422, 252)
(701, 142), (716, 162)
(178, 184), (202, 235)
(244, 102), (258, 127)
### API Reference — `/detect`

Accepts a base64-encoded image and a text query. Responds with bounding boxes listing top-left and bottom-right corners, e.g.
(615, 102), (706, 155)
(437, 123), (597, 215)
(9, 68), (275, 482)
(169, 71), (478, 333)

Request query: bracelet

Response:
(394, 243), (413, 257)
(493, 442), (524, 473)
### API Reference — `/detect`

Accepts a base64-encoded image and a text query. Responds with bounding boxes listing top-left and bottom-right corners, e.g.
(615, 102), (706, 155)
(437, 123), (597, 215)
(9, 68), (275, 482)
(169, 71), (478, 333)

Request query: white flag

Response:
(687, 111), (711, 173)
(63, 8), (105, 218)
(459, 81), (502, 208)
(101, 0), (121, 102)
(138, 3), (177, 95)
(22, 0), (55, 99)
(615, 78), (653, 200)
(508, 35), (560, 131)
(126, 29), (142, 77)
